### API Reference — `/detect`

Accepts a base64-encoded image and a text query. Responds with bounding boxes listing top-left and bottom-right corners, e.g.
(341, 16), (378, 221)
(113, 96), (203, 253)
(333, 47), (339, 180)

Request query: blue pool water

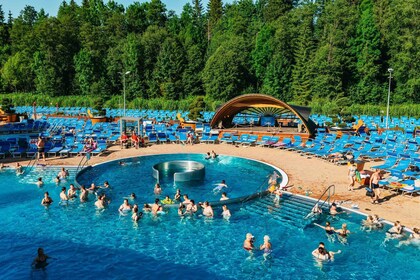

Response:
(76, 154), (281, 203)
(0, 154), (419, 279)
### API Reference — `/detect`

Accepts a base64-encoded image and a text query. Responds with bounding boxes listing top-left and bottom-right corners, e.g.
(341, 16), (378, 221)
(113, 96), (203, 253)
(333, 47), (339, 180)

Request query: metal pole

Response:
(123, 73), (126, 117)
(386, 68), (393, 129)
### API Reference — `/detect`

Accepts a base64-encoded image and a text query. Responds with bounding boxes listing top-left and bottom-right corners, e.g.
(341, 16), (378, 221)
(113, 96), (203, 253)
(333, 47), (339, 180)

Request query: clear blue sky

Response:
(1, 0), (233, 18)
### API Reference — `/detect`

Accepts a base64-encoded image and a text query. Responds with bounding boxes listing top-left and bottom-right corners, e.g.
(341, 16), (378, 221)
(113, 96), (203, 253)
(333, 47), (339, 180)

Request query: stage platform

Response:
(215, 126), (310, 142)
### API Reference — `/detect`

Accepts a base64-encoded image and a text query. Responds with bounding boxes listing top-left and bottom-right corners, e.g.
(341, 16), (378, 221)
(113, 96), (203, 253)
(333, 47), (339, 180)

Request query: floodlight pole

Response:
(385, 68), (393, 129)
(122, 71), (131, 117)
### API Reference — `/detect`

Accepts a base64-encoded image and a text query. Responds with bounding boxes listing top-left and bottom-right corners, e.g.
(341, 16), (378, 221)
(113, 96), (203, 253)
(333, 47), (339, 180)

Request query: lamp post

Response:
(385, 68), (393, 129)
(122, 71), (131, 117)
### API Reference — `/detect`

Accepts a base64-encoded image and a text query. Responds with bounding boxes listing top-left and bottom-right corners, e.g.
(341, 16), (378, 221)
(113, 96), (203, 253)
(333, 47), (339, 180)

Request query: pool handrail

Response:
(23, 153), (38, 175)
(305, 184), (335, 218)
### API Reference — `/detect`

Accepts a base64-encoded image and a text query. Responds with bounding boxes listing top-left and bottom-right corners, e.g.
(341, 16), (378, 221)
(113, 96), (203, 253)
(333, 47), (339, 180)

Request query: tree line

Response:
(0, 0), (418, 111)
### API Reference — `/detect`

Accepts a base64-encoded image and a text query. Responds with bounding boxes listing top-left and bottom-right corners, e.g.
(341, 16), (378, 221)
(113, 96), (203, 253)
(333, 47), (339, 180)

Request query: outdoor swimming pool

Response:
(0, 154), (419, 279)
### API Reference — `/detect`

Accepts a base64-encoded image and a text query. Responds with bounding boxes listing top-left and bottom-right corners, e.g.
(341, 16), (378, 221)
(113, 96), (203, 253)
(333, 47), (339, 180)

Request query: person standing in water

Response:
(259, 235), (272, 260)
(243, 233), (255, 255)
(32, 248), (51, 268)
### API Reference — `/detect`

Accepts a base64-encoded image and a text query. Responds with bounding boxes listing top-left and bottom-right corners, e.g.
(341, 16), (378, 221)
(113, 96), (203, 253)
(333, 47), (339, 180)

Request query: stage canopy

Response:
(209, 94), (317, 136)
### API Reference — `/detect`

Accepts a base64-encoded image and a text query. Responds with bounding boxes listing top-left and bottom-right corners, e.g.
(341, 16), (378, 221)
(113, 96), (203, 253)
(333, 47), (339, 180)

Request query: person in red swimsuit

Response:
(120, 132), (128, 149)
(131, 132), (139, 149)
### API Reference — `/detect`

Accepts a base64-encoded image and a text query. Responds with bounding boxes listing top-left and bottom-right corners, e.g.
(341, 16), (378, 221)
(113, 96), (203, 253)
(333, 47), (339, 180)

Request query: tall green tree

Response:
(262, 0), (295, 22)
(154, 37), (186, 99)
(203, 37), (249, 101)
(351, 0), (384, 103)
(309, 0), (358, 100)
(207, 0), (223, 40)
(290, 4), (317, 105)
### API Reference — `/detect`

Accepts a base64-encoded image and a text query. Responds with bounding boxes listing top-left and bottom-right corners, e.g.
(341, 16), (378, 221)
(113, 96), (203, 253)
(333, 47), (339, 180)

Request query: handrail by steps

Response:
(305, 184), (335, 218)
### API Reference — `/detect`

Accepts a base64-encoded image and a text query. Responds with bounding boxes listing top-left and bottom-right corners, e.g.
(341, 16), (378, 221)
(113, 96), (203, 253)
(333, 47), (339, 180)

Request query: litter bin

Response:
(356, 160), (365, 171)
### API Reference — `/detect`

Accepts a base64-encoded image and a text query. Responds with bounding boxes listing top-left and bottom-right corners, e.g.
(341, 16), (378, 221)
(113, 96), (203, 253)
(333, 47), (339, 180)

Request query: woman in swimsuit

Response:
(174, 189), (182, 201)
(41, 192), (53, 206)
(154, 183), (162, 195)
(32, 248), (50, 268)
(315, 222), (336, 242)
(178, 203), (186, 217)
(336, 223), (351, 244)
(201, 201), (213, 218)
(222, 205), (231, 220)
(259, 235), (272, 260)
(348, 160), (357, 191)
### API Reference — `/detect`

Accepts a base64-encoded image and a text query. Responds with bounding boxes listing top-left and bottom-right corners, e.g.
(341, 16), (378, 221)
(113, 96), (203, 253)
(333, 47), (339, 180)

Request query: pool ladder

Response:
(23, 153), (38, 175)
(304, 184), (335, 218)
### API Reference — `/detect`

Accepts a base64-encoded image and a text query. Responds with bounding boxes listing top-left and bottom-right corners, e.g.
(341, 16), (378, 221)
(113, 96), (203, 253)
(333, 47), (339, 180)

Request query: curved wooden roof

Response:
(210, 94), (316, 136)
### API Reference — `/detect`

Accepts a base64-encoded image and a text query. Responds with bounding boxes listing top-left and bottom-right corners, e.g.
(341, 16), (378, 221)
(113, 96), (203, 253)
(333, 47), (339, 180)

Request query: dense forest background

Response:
(0, 0), (418, 114)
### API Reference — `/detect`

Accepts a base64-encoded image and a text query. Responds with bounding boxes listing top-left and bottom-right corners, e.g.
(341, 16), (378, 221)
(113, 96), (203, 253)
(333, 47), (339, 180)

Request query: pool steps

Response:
(242, 194), (326, 227)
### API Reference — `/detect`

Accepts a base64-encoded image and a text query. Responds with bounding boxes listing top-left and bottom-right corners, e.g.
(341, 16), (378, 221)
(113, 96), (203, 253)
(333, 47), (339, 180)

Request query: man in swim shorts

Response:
(36, 136), (46, 161)
(243, 233), (255, 253)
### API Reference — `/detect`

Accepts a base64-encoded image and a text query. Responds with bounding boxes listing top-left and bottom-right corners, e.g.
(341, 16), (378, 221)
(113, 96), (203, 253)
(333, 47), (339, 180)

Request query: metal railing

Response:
(241, 173), (273, 206)
(75, 153), (90, 177)
(23, 153), (38, 175)
(305, 184), (335, 218)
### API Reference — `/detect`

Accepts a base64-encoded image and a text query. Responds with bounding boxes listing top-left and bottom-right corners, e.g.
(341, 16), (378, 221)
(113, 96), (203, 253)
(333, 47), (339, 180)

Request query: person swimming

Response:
(398, 228), (420, 247)
(143, 203), (152, 213)
(259, 235), (272, 260)
(213, 180), (228, 193)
